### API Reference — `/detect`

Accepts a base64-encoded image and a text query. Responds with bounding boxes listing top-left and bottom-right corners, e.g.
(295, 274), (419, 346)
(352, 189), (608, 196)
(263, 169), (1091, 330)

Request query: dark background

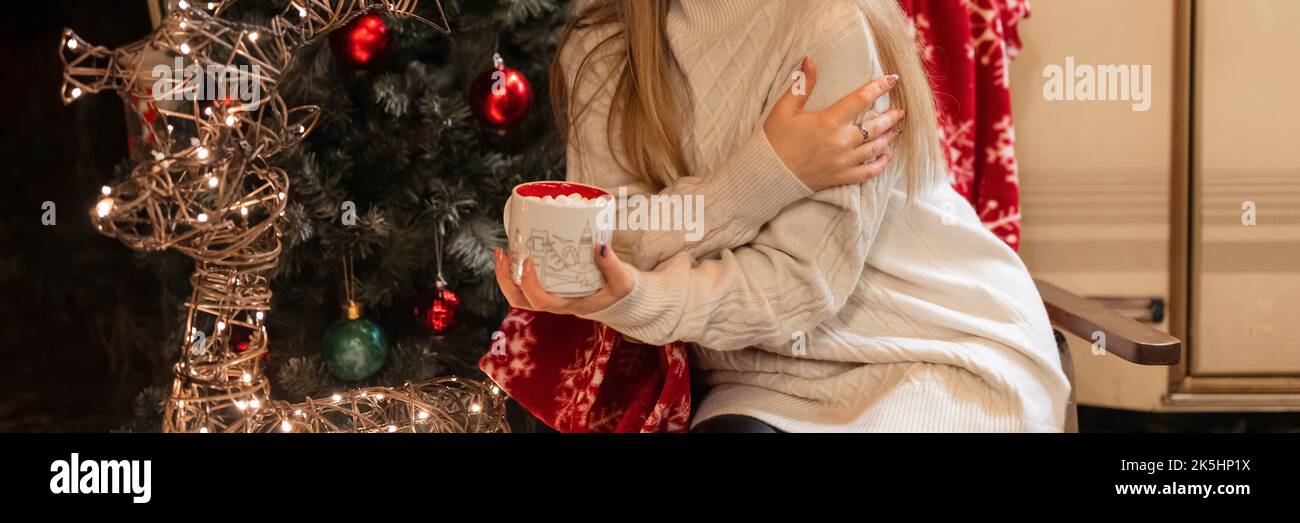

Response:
(1, 2), (1298, 433)
(0, 2), (174, 431)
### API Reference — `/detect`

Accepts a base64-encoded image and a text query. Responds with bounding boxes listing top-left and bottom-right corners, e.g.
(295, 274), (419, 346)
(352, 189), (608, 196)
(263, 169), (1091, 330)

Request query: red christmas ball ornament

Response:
(468, 54), (533, 128)
(329, 14), (391, 71)
(229, 323), (253, 354)
(229, 323), (271, 362)
(416, 283), (461, 334)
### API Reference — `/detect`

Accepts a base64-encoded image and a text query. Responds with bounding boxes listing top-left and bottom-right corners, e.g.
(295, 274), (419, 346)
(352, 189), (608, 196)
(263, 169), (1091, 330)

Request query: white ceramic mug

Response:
(504, 181), (615, 298)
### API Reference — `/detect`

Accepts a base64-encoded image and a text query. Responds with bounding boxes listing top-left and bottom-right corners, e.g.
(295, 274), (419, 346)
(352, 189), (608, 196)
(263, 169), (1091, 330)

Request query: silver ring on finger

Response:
(860, 126), (871, 144)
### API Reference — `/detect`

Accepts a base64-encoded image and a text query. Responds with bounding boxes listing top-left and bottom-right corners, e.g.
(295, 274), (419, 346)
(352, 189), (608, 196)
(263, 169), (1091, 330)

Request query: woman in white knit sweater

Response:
(493, 0), (1071, 432)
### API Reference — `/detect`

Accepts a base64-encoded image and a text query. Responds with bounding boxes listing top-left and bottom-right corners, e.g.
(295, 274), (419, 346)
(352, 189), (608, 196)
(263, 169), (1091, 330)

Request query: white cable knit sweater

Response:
(562, 0), (1070, 432)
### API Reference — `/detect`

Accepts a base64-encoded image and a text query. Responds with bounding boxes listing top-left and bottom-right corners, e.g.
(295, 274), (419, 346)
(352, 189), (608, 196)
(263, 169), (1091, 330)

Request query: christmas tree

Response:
(120, 0), (567, 431)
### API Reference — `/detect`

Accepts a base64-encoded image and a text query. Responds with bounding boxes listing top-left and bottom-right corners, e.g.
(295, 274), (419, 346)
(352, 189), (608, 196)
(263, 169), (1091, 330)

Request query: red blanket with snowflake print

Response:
(900, 0), (1030, 250)
(479, 309), (692, 433)
(479, 0), (1030, 433)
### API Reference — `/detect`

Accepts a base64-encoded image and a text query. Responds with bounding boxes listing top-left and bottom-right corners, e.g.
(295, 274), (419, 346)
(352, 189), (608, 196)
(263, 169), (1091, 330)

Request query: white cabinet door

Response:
(1192, 0), (1300, 375)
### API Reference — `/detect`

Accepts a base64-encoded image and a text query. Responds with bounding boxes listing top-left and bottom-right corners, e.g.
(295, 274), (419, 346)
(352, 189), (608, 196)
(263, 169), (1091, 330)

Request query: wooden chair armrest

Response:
(1034, 279), (1182, 366)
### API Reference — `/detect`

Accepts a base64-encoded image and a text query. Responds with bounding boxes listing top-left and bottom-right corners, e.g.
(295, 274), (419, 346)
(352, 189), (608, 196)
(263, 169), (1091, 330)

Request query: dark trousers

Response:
(691, 414), (782, 433)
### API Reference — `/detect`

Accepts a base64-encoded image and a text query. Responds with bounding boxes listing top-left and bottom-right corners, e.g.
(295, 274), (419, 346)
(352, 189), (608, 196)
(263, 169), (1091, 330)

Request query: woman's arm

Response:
(565, 73), (812, 272)
(576, 7), (897, 352)
(559, 22), (903, 271)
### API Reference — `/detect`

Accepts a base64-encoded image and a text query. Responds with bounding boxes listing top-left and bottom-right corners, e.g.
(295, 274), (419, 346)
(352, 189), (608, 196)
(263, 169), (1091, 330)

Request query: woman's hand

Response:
(493, 244), (636, 317)
(764, 57), (906, 192)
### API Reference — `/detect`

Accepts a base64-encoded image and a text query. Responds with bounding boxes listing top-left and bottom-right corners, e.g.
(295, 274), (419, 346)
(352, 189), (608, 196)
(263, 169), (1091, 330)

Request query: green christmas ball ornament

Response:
(322, 300), (389, 381)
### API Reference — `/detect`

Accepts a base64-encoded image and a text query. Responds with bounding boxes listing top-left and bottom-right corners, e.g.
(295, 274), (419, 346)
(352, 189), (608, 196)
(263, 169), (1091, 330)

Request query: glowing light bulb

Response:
(178, 0), (189, 9)
(70, 87), (82, 99)
(100, 185), (111, 196)
(278, 191), (286, 200)
(248, 32), (259, 43)
(66, 39), (78, 50)
(95, 198), (113, 218)
(331, 393), (342, 402)
(208, 176), (219, 188)
(241, 372), (252, 384)
(180, 43), (191, 55)
(255, 311), (264, 321)
(167, 124), (175, 132)
(199, 427), (209, 433)
(207, 2), (215, 9)
(249, 397), (261, 410)
(470, 403), (483, 413)
(240, 206), (249, 217)
(386, 425), (397, 433)
(234, 400), (247, 410)
(196, 213), (209, 223)
(216, 320), (226, 331)
(281, 420), (292, 432)
(374, 394), (385, 400)
(417, 411), (429, 420)
(196, 147), (210, 160)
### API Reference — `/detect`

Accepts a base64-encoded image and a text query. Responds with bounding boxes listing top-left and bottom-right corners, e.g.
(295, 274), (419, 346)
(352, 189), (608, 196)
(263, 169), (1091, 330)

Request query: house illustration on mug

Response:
(517, 221), (601, 293)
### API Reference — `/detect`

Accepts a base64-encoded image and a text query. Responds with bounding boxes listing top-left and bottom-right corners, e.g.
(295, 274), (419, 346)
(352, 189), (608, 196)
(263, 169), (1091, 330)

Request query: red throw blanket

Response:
(479, 309), (692, 432)
(901, 0), (1031, 250)
(480, 0), (1030, 432)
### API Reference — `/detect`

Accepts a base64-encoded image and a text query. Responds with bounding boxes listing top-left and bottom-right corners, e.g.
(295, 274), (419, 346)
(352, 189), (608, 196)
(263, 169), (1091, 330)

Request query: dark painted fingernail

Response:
(599, 242), (608, 257)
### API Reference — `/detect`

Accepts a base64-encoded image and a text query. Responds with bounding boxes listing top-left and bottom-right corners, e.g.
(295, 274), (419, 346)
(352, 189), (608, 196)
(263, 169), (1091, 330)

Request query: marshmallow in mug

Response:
(523, 193), (612, 208)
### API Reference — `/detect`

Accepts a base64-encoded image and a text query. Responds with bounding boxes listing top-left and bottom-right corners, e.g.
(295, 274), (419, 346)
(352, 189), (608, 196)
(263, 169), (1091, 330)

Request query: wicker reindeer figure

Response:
(60, 1), (449, 433)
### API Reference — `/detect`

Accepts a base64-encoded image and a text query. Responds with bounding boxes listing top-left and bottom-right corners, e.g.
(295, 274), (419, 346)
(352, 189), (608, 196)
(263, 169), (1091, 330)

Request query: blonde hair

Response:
(552, 0), (945, 196)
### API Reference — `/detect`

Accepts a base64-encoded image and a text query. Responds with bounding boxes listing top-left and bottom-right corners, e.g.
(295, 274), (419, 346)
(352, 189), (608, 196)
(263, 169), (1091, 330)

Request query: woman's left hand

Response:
(493, 244), (636, 316)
